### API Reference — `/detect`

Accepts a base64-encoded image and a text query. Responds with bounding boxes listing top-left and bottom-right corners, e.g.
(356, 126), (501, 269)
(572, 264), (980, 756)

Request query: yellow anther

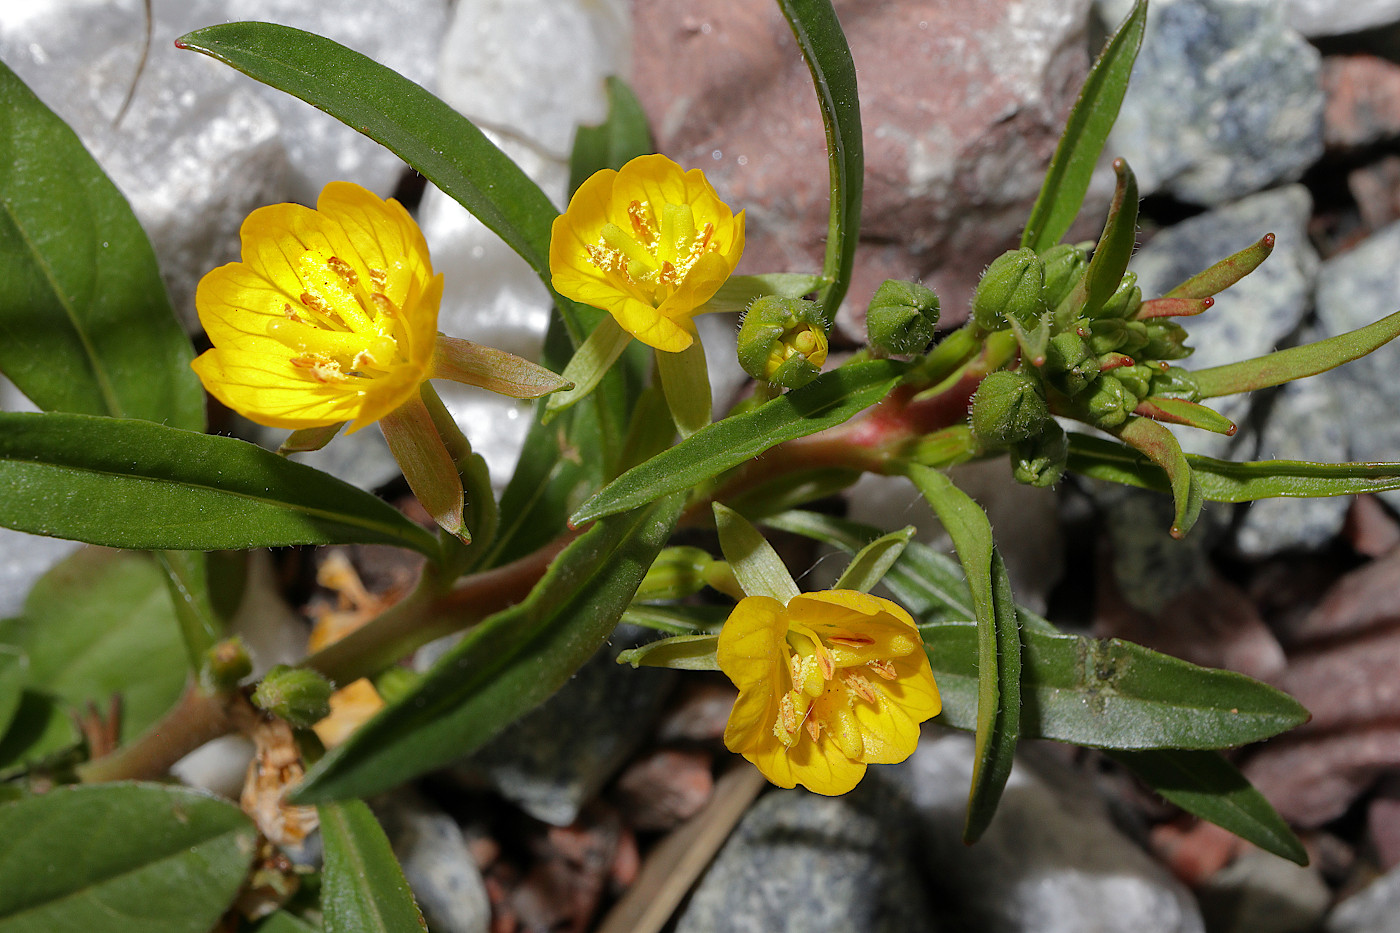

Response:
(368, 267), (389, 290)
(327, 256), (359, 287)
(841, 670), (880, 704)
(805, 715), (822, 744)
(628, 199), (657, 247)
(290, 354), (347, 384)
(866, 659), (898, 681)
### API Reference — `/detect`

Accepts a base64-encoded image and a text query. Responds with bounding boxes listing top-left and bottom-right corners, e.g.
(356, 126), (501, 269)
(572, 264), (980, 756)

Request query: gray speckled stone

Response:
(1325, 863), (1400, 933)
(1284, 0), (1400, 37)
(1197, 847), (1329, 933)
(675, 784), (936, 933)
(1097, 0), (1322, 206)
(376, 793), (491, 933)
(1099, 486), (1220, 612)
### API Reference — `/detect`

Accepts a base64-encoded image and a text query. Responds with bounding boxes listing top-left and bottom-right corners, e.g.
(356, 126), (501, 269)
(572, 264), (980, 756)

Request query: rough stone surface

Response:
(1325, 862), (1400, 932)
(1195, 847), (1330, 933)
(1315, 220), (1400, 511)
(1285, 0), (1400, 38)
(377, 793), (492, 933)
(1348, 155), (1400, 233)
(1097, 0), (1323, 206)
(1322, 55), (1400, 151)
(631, 0), (1094, 326)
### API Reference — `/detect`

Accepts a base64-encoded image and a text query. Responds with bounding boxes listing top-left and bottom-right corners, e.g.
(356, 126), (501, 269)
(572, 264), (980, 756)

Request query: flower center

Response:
(266, 252), (403, 384)
(772, 624), (899, 756)
(584, 199), (717, 305)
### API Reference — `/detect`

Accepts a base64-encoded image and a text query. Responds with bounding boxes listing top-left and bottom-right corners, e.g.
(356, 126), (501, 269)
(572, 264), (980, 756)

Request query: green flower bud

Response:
(973, 248), (1045, 332)
(1011, 421), (1068, 488)
(1115, 363), (1154, 400)
(1088, 318), (1150, 357)
(1090, 272), (1142, 320)
(635, 545), (715, 602)
(1143, 321), (1192, 361)
(1149, 365), (1201, 400)
(1083, 375), (1137, 429)
(1044, 332), (1100, 396)
(969, 370), (1050, 444)
(737, 296), (829, 389)
(372, 666), (420, 705)
(866, 279), (940, 354)
(252, 665), (333, 728)
(201, 637), (253, 693)
(1040, 243), (1089, 310)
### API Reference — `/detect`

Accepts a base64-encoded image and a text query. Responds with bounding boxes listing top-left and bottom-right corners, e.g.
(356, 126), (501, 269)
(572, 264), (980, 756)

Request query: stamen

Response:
(841, 671), (879, 704)
(828, 633), (876, 648)
(628, 200), (657, 248)
(327, 256), (359, 287)
(368, 268), (389, 290)
(866, 659), (898, 681)
(290, 354), (346, 384)
(805, 716), (821, 743)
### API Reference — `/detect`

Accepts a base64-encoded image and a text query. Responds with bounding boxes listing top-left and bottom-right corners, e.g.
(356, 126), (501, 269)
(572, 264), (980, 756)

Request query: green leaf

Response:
(0, 648), (24, 742)
(621, 603), (730, 636)
(0, 782), (256, 933)
(1164, 233), (1274, 300)
(1081, 159), (1139, 319)
(1113, 417), (1203, 538)
(569, 75), (653, 195)
(0, 62), (202, 431)
(616, 633), (721, 671)
(776, 0), (862, 312)
(0, 691), (80, 774)
(1135, 397), (1238, 437)
(319, 799), (427, 933)
(544, 315), (632, 421)
(1021, 0), (1147, 252)
(656, 339), (711, 438)
(0, 412), (440, 556)
(254, 912), (320, 933)
(573, 360), (907, 525)
(176, 23), (559, 291)
(292, 493), (684, 803)
(832, 526), (914, 593)
(1109, 749), (1308, 866)
(0, 549), (186, 743)
(902, 464), (1021, 843)
(919, 620), (1309, 749)
(156, 550), (222, 671)
(1066, 433), (1400, 502)
(1192, 309), (1400, 399)
(713, 503), (800, 603)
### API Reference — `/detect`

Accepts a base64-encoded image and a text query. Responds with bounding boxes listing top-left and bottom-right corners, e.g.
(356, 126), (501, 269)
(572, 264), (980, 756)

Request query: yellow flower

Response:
(191, 181), (442, 434)
(549, 154), (745, 353)
(718, 589), (941, 796)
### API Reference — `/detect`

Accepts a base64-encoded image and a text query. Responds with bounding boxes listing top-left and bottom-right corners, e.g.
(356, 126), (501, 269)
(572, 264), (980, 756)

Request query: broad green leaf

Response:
(1113, 417), (1203, 538)
(0, 549), (185, 743)
(713, 503), (800, 603)
(0, 782), (256, 933)
(568, 76), (653, 195)
(0, 412), (439, 556)
(319, 799), (427, 933)
(572, 360), (907, 525)
(1192, 309), (1400, 399)
(902, 464), (1021, 842)
(1109, 749), (1308, 866)
(1021, 0), (1147, 252)
(832, 526), (914, 593)
(1164, 233), (1274, 300)
(1066, 433), (1400, 502)
(177, 23), (559, 291)
(0, 691), (79, 774)
(0, 62), (203, 431)
(776, 0), (862, 312)
(919, 620), (1309, 749)
(617, 633), (721, 671)
(0, 648), (23, 741)
(1081, 159), (1139, 319)
(293, 493), (684, 803)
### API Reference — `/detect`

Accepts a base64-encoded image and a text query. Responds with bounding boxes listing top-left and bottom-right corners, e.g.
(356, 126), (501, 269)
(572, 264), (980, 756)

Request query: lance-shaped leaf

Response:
(1108, 749), (1308, 866)
(777, 0), (862, 312)
(903, 464), (1021, 842)
(919, 620), (1309, 749)
(0, 61), (203, 432)
(713, 503), (799, 603)
(833, 526), (915, 593)
(1112, 417), (1203, 538)
(0, 648), (24, 743)
(572, 360), (907, 525)
(1135, 296), (1214, 320)
(1021, 0), (1147, 253)
(1081, 159), (1140, 319)
(176, 23), (560, 294)
(1165, 233), (1274, 300)
(0, 782), (256, 933)
(432, 337), (570, 399)
(1134, 397), (1238, 436)
(1192, 309), (1400, 399)
(291, 493), (683, 803)
(318, 799), (427, 933)
(0, 411), (440, 557)
(617, 633), (721, 671)
(1067, 433), (1400, 502)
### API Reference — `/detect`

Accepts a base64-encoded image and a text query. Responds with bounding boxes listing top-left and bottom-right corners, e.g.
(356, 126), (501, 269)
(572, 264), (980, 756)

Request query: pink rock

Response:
(1368, 777), (1400, 871)
(630, 0), (1093, 331)
(1244, 727), (1400, 828)
(1344, 494), (1400, 559)
(1323, 55), (1400, 151)
(1283, 547), (1400, 646)
(612, 747), (715, 831)
(1348, 156), (1400, 236)
(1276, 629), (1400, 736)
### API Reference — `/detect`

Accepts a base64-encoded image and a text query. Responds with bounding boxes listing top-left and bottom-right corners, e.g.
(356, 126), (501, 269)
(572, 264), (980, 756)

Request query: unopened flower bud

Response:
(737, 296), (829, 389)
(973, 248), (1045, 332)
(1115, 363), (1154, 400)
(1149, 365), (1201, 400)
(1044, 332), (1100, 396)
(1091, 272), (1142, 320)
(635, 546), (715, 602)
(969, 370), (1050, 444)
(1011, 421), (1068, 488)
(252, 665), (333, 728)
(1084, 375), (1136, 429)
(1143, 321), (1191, 361)
(1040, 243), (1089, 311)
(1088, 318), (1150, 357)
(866, 279), (940, 354)
(201, 637), (253, 693)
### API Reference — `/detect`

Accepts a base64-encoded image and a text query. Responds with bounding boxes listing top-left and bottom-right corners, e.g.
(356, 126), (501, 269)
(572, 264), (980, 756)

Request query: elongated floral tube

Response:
(718, 589), (941, 795)
(550, 154), (745, 353)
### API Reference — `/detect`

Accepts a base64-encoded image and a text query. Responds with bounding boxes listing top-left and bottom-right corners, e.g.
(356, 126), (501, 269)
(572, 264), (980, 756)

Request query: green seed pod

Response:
(969, 370), (1050, 444)
(973, 248), (1045, 332)
(737, 295), (829, 389)
(1044, 332), (1100, 396)
(201, 637), (253, 693)
(1143, 321), (1192, 361)
(1149, 365), (1201, 401)
(1011, 420), (1069, 488)
(1091, 272), (1142, 320)
(1084, 375), (1137, 429)
(252, 664), (333, 728)
(1039, 243), (1089, 310)
(866, 279), (941, 354)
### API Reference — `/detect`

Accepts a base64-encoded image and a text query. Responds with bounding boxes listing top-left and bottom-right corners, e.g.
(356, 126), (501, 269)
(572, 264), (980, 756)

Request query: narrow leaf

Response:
(1134, 397), (1237, 436)
(292, 494), (684, 803)
(156, 550), (222, 671)
(1135, 296), (1214, 320)
(1192, 309), (1400, 399)
(616, 634), (721, 671)
(1164, 233), (1274, 299)
(1113, 417), (1203, 538)
(569, 76), (653, 195)
(657, 339), (711, 438)
(0, 648), (25, 742)
(380, 393), (466, 541)
(431, 336), (570, 399)
(713, 503), (800, 603)
(0, 62), (202, 430)
(572, 360), (907, 525)
(919, 620), (1309, 749)
(832, 526), (914, 593)
(1109, 749), (1308, 865)
(1081, 159), (1139, 319)
(544, 315), (632, 421)
(621, 604), (729, 636)
(776, 0), (862, 312)
(1021, 0), (1147, 252)
(0, 412), (440, 556)
(0, 783), (256, 933)
(319, 799), (427, 933)
(279, 422), (343, 455)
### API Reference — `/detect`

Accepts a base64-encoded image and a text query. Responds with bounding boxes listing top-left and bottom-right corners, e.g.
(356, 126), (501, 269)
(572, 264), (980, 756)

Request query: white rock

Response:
(1282, 0), (1400, 37)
